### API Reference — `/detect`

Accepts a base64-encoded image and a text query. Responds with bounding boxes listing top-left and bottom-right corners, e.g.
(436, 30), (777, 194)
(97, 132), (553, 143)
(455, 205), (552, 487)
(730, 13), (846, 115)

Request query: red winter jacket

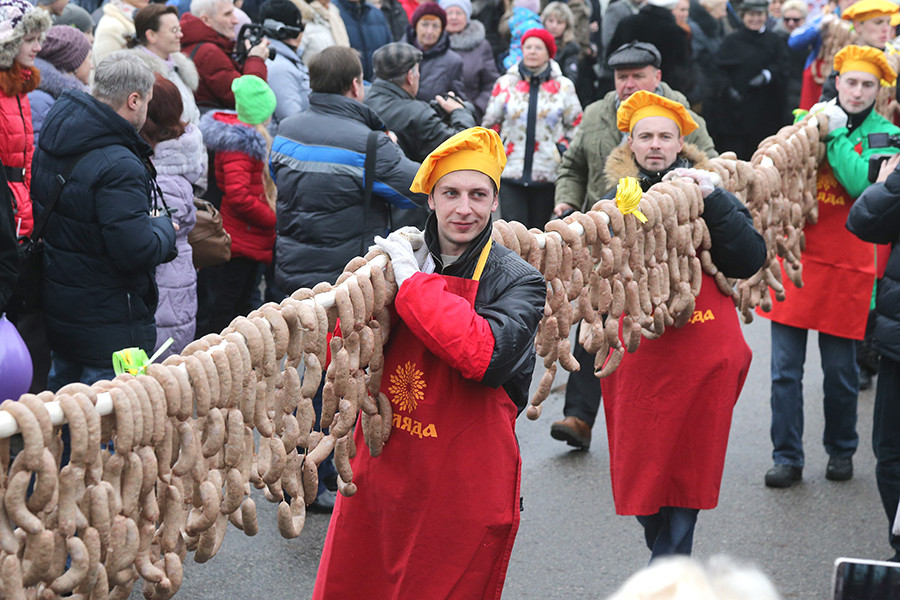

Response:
(0, 64), (37, 237)
(201, 111), (275, 264)
(179, 13), (267, 109)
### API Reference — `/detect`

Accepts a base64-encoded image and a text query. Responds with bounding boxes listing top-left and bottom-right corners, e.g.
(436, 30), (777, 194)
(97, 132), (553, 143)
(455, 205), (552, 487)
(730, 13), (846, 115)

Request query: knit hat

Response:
(410, 1), (447, 29)
(521, 27), (557, 58)
(38, 25), (90, 73)
(834, 44), (897, 85)
(0, 0), (52, 69)
(513, 0), (540, 14)
(411, 127), (506, 194)
(53, 3), (95, 34)
(232, 75), (276, 125)
(373, 42), (422, 80)
(647, 0), (679, 9)
(617, 90), (698, 135)
(439, 0), (472, 20)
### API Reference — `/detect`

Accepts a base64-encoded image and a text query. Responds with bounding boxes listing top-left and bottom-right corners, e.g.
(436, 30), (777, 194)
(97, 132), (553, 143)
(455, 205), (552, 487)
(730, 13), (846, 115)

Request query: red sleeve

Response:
(218, 151), (276, 228)
(198, 45), (243, 106)
(394, 272), (495, 382)
(241, 56), (268, 81)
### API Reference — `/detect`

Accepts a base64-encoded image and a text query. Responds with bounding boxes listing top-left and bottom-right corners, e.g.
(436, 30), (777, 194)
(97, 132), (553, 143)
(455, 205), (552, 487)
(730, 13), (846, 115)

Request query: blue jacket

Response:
(270, 92), (423, 293)
(334, 0), (393, 81)
(33, 91), (176, 367)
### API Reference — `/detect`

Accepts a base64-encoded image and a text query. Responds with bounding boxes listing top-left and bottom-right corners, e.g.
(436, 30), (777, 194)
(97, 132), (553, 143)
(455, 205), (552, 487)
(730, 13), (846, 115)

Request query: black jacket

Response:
(271, 93), (425, 293)
(0, 161), (16, 313)
(847, 169), (900, 361)
(364, 79), (476, 162)
(33, 91), (176, 366)
(424, 214), (546, 413)
(608, 5), (695, 100)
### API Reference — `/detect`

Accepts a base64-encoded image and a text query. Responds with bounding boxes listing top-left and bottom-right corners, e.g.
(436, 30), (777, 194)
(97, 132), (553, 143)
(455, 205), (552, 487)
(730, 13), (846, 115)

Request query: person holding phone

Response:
(847, 151), (900, 561)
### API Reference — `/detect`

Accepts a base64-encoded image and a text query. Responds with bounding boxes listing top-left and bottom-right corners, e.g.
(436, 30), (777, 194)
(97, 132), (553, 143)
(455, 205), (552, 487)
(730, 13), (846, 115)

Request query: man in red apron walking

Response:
(599, 91), (766, 559)
(760, 46), (900, 489)
(312, 127), (546, 599)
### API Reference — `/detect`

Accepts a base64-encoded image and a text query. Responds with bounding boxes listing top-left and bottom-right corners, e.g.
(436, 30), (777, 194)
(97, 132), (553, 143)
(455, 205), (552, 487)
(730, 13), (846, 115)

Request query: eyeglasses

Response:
(165, 26), (182, 33)
(783, 17), (802, 23)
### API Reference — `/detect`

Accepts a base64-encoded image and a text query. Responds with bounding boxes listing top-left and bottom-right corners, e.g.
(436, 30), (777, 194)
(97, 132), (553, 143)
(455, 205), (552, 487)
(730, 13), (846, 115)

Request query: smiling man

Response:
(760, 45), (900, 489)
(312, 127), (546, 599)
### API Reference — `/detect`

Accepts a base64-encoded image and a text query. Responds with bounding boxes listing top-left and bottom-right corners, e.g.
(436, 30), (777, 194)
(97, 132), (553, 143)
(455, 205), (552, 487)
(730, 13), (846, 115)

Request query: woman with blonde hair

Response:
(199, 75), (277, 333)
(541, 1), (579, 82)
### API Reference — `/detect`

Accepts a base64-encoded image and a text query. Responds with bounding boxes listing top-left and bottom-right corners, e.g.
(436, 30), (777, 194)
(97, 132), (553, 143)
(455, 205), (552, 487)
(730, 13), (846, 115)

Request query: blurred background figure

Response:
(441, 0), (497, 120)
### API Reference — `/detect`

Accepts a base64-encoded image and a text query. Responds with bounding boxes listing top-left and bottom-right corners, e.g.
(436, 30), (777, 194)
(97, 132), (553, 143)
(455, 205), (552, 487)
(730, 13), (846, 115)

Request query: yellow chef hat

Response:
(834, 45), (897, 86)
(616, 90), (699, 136)
(410, 127), (507, 195)
(841, 0), (899, 21)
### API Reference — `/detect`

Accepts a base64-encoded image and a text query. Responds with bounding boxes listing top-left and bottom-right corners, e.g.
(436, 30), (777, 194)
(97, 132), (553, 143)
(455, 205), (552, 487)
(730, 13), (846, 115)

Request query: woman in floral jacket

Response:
(482, 27), (581, 229)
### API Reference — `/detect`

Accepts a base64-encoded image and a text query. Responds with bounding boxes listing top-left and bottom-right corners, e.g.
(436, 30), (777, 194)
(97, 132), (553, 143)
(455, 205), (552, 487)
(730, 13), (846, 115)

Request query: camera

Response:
(234, 19), (303, 64)
(866, 132), (900, 182)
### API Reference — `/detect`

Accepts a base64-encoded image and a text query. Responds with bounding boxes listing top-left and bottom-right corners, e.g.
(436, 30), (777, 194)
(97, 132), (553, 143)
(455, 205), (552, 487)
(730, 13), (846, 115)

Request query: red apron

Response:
(313, 240), (522, 600)
(799, 61), (825, 111)
(600, 273), (752, 516)
(760, 162), (876, 340)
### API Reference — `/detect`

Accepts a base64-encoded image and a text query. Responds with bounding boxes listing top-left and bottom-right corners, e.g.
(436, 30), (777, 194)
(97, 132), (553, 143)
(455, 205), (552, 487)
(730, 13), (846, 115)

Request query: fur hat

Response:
(0, 0), (51, 70)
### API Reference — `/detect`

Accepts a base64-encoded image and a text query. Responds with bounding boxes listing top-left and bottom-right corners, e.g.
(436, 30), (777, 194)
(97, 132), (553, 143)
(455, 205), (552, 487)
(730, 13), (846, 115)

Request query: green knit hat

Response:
(232, 75), (276, 125)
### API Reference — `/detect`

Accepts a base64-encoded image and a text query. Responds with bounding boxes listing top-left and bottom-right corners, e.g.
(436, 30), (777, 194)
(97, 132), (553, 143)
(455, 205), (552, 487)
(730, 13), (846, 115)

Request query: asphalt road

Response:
(131, 316), (890, 599)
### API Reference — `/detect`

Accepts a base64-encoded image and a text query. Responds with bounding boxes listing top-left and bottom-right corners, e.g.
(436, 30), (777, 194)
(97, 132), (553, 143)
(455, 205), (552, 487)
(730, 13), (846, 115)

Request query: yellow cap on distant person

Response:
(616, 90), (698, 135)
(834, 45), (897, 85)
(410, 127), (507, 194)
(841, 0), (898, 21)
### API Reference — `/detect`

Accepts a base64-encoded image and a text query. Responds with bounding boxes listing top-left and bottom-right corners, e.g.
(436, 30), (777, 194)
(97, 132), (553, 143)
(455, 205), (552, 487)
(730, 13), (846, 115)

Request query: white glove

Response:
(374, 233), (420, 286)
(663, 168), (716, 198)
(822, 103), (848, 133)
(392, 226), (429, 268)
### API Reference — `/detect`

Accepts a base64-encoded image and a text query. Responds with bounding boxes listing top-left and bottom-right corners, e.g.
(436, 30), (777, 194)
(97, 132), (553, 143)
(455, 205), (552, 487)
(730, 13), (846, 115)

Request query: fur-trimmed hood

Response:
(449, 19), (486, 52)
(0, 7), (51, 70)
(132, 47), (199, 91)
(199, 110), (268, 162)
(33, 57), (88, 99)
(605, 142), (710, 189)
(151, 124), (206, 184)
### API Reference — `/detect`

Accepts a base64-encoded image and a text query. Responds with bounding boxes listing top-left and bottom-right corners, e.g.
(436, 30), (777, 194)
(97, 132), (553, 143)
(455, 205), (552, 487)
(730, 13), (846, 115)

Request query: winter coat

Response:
(555, 83), (717, 207)
(380, 0), (409, 41)
(482, 60), (583, 184)
(403, 31), (466, 102)
(608, 4), (695, 101)
(334, 0), (393, 81)
(601, 0), (642, 58)
(131, 47), (201, 126)
(93, 1), (135, 66)
(152, 125), (205, 358)
(364, 78), (476, 161)
(471, 0), (505, 58)
(603, 142), (765, 277)
(270, 92), (423, 293)
(297, 0), (351, 62)
(502, 7), (542, 70)
(773, 23), (806, 117)
(847, 167), (900, 362)
(448, 19), (498, 120)
(707, 26), (789, 138)
(180, 12), (268, 109)
(33, 90), (176, 367)
(555, 39), (581, 85)
(0, 160), (16, 312)
(200, 111), (276, 264)
(265, 39), (311, 131)
(0, 64), (38, 238)
(28, 58), (89, 147)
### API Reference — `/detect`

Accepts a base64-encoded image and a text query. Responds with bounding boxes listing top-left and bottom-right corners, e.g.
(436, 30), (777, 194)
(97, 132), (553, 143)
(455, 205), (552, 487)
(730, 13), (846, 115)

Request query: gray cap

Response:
(373, 42), (423, 80)
(607, 41), (662, 70)
(739, 0), (768, 11)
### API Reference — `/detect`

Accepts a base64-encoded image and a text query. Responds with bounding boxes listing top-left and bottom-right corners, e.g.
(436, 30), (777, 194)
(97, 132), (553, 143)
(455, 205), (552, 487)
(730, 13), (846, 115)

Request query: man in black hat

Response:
(364, 41), (476, 227)
(548, 41), (717, 450)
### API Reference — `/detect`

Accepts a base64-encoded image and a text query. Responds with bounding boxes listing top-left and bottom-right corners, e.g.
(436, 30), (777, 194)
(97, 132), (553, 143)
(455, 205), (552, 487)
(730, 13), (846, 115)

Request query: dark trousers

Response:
(636, 507), (700, 560)
(208, 257), (262, 335)
(563, 325), (603, 428)
(874, 355), (900, 554)
(499, 181), (555, 230)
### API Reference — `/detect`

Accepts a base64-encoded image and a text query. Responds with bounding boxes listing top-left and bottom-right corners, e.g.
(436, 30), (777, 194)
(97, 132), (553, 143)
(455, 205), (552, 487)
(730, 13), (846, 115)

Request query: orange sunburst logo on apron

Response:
(387, 361), (427, 412)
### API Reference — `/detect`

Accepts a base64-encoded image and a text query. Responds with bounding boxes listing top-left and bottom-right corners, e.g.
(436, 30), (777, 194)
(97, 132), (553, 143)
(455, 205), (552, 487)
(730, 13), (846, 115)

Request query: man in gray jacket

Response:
(261, 0), (311, 130)
(364, 42), (475, 227)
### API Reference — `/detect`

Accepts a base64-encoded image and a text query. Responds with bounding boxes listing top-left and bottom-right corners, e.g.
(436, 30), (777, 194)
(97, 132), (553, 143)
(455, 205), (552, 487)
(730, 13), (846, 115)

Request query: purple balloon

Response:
(0, 315), (33, 401)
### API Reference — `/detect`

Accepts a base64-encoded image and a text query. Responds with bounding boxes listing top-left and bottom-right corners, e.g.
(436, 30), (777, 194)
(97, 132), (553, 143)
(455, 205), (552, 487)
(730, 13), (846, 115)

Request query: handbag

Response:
(6, 152), (89, 314)
(188, 198), (232, 269)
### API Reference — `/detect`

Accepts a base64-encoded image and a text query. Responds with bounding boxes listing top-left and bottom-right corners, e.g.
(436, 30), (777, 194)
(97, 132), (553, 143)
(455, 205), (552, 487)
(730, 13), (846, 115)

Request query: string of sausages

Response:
(0, 114), (826, 599)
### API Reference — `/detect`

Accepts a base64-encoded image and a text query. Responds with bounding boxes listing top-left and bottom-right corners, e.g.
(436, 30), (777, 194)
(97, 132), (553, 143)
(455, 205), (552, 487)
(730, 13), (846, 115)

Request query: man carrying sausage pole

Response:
(312, 127), (546, 599)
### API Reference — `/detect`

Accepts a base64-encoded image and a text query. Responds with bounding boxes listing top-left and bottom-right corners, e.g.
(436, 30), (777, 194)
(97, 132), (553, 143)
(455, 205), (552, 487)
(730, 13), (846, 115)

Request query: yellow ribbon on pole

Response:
(614, 177), (648, 223)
